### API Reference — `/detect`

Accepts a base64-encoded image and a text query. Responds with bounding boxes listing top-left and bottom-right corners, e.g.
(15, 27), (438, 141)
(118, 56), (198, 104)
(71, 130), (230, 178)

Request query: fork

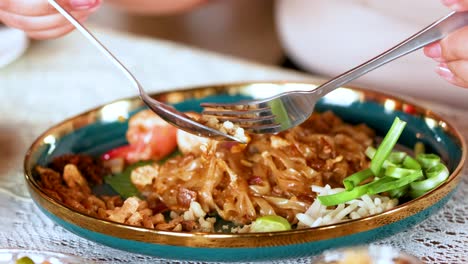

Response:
(48, 0), (242, 142)
(201, 11), (468, 135)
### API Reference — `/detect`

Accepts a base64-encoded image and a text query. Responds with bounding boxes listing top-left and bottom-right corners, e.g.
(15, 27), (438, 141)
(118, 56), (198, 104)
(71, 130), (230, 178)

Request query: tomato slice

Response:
(101, 144), (138, 161)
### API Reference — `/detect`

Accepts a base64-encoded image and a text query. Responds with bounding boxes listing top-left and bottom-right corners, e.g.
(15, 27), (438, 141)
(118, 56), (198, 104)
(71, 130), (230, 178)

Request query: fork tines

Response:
(200, 102), (281, 133)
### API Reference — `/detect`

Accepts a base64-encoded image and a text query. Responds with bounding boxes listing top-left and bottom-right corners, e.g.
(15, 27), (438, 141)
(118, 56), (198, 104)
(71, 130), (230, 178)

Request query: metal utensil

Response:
(201, 11), (468, 134)
(48, 0), (241, 142)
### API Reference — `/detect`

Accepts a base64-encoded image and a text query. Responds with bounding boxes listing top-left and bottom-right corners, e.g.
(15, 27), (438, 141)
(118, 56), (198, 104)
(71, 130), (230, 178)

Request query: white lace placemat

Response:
(0, 29), (466, 264)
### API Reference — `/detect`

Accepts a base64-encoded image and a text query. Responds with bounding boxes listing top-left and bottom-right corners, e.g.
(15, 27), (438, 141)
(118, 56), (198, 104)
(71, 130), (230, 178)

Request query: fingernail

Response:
(70, 0), (97, 10)
(425, 43), (442, 61)
(441, 0), (462, 10)
(441, 0), (458, 6)
(436, 63), (455, 81)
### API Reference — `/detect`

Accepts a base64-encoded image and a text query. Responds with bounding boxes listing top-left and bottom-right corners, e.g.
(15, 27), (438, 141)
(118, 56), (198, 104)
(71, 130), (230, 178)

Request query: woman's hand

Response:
(424, 0), (468, 88)
(0, 0), (101, 39)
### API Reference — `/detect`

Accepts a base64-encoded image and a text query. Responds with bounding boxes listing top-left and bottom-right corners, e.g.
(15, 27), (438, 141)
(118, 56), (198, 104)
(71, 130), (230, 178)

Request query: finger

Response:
(0, 8), (95, 31)
(26, 16), (88, 39)
(436, 61), (468, 88)
(423, 41), (446, 62)
(440, 26), (468, 61)
(441, 0), (468, 11)
(0, 0), (98, 16)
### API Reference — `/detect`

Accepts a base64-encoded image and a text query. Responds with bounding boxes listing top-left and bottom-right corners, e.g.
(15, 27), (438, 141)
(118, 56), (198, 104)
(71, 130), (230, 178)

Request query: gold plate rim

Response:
(23, 81), (467, 248)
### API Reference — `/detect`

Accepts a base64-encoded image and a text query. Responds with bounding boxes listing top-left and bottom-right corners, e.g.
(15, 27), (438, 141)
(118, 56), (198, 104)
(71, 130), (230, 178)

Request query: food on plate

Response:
(197, 113), (249, 143)
(15, 256), (52, 264)
(35, 109), (449, 233)
(312, 245), (423, 264)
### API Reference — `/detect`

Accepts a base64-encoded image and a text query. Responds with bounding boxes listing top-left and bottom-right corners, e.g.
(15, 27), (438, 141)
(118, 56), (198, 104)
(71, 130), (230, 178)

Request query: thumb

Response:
(441, 0), (468, 11)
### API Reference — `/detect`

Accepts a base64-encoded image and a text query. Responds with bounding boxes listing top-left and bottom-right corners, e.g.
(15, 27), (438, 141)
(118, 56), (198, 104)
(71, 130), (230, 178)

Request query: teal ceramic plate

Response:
(24, 82), (466, 262)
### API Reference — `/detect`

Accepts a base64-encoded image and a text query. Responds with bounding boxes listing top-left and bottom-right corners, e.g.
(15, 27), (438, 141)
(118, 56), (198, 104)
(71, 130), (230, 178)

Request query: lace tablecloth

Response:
(0, 29), (466, 264)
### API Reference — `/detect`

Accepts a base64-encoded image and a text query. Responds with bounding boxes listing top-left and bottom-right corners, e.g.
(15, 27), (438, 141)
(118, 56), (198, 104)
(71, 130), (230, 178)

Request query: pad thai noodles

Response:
(36, 109), (448, 233)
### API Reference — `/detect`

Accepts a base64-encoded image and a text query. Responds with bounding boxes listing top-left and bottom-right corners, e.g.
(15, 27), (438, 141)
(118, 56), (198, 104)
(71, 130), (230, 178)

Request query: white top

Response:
(276, 0), (468, 108)
(0, 26), (29, 68)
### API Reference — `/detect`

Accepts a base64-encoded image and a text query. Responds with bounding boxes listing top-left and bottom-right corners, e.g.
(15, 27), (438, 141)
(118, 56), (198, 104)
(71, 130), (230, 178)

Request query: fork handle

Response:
(48, 0), (145, 95)
(316, 11), (468, 96)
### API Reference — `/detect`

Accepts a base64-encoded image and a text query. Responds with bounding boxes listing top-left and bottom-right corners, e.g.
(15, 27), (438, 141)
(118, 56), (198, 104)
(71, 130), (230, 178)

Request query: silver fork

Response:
(202, 11), (468, 134)
(48, 0), (242, 142)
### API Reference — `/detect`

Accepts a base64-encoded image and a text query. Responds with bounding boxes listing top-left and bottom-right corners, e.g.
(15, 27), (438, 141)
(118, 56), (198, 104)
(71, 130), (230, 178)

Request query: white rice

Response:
(297, 185), (398, 228)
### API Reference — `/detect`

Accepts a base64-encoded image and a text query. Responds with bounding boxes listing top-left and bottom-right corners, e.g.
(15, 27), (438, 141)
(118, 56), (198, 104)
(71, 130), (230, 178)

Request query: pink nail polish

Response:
(441, 0), (458, 6)
(435, 63), (455, 81)
(70, 0), (96, 10)
(426, 43), (442, 59)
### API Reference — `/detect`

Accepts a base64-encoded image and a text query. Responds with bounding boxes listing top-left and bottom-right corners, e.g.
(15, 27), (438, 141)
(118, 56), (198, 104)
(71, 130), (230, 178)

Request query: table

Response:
(0, 28), (467, 264)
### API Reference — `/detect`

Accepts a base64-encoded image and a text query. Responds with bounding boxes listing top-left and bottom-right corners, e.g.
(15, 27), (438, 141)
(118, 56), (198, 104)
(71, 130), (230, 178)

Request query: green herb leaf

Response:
(104, 150), (181, 199)
(104, 161), (153, 198)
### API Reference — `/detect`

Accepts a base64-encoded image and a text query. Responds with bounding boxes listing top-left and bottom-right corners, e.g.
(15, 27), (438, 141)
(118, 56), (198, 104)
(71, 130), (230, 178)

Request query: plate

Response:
(0, 249), (89, 264)
(310, 245), (423, 264)
(24, 82), (466, 262)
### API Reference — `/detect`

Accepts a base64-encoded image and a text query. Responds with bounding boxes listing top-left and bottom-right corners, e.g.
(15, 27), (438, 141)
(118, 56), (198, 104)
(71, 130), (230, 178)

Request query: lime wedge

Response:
(250, 215), (291, 232)
(16, 256), (35, 264)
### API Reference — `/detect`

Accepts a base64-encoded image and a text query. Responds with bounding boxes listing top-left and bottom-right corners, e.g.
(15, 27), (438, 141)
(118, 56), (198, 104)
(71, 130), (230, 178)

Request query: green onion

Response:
(384, 166), (418, 178)
(402, 156), (421, 170)
(416, 153), (441, 169)
(410, 163), (449, 192)
(387, 151), (407, 164)
(408, 188), (427, 199)
(414, 142), (425, 156)
(318, 117), (450, 206)
(368, 170), (423, 194)
(388, 185), (409, 199)
(317, 185), (369, 206)
(370, 117), (407, 176)
(365, 146), (376, 159)
(343, 168), (373, 191)
(367, 146), (401, 168)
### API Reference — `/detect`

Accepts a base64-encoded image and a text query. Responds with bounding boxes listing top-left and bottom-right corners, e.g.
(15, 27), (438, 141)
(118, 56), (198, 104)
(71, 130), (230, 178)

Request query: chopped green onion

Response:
(382, 160), (397, 170)
(365, 146), (376, 159)
(318, 185), (369, 206)
(402, 156), (421, 170)
(384, 166), (418, 178)
(368, 170), (423, 194)
(370, 117), (407, 176)
(387, 151), (407, 164)
(408, 188), (427, 199)
(343, 168), (373, 191)
(414, 142), (425, 156)
(319, 117), (450, 207)
(416, 153), (441, 169)
(410, 163), (449, 192)
(365, 146), (400, 168)
(388, 185), (409, 199)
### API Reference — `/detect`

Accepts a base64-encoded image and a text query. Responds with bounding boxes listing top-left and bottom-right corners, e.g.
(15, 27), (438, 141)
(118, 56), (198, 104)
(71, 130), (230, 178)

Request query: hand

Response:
(0, 0), (101, 39)
(424, 0), (468, 88)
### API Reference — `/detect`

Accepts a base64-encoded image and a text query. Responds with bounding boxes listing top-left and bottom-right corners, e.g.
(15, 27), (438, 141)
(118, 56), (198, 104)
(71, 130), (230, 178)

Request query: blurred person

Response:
(1, 0), (467, 106)
(276, 0), (468, 107)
